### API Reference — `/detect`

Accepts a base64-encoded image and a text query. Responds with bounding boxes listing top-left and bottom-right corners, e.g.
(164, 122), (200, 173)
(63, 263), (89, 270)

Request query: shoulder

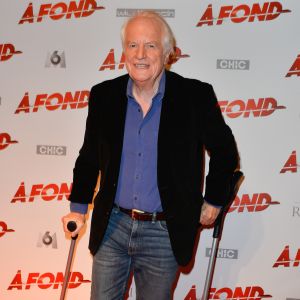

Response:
(165, 70), (212, 89)
(90, 73), (129, 93)
(165, 70), (215, 101)
(86, 74), (129, 109)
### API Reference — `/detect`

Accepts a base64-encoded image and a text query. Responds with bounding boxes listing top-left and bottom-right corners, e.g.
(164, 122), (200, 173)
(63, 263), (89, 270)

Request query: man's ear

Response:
(164, 51), (171, 65)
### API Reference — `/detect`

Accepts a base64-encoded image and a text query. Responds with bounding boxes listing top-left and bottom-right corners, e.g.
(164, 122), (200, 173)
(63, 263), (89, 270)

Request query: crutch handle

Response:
(67, 221), (78, 240)
(67, 221), (77, 232)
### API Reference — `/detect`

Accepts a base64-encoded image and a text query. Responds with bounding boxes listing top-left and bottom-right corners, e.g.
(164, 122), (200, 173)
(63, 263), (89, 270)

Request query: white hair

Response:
(120, 10), (176, 56)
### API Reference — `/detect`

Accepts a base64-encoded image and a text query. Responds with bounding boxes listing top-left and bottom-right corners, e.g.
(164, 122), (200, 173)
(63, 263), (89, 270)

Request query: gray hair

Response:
(120, 10), (176, 56)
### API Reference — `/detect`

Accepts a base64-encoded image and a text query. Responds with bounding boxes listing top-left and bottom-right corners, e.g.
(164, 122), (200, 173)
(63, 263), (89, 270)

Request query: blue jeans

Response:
(90, 207), (178, 300)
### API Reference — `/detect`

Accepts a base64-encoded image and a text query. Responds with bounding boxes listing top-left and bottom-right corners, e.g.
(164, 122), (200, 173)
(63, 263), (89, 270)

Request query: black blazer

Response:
(69, 70), (239, 266)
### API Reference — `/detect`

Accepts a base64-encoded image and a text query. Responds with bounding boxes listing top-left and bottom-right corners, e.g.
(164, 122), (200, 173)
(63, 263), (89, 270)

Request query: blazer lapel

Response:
(108, 75), (128, 171)
(158, 71), (178, 154)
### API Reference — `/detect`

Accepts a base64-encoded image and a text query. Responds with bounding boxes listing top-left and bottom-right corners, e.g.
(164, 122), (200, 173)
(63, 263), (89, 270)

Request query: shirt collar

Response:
(126, 70), (166, 102)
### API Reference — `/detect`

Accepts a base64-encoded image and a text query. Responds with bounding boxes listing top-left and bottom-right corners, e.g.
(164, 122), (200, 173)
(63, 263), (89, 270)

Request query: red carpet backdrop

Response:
(1, 0), (299, 299)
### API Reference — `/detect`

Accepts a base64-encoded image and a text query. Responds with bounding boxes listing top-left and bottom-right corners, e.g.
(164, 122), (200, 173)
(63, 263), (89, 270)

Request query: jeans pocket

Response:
(157, 220), (168, 232)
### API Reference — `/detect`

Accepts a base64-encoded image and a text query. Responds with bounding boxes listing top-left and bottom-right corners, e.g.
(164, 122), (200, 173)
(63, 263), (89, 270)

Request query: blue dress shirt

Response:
(70, 72), (166, 214)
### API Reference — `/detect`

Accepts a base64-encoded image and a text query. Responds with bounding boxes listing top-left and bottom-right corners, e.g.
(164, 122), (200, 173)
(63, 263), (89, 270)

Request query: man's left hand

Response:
(199, 201), (221, 226)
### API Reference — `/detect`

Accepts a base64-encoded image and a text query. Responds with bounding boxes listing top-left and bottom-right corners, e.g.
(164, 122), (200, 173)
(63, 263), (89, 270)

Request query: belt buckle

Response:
(131, 208), (144, 220)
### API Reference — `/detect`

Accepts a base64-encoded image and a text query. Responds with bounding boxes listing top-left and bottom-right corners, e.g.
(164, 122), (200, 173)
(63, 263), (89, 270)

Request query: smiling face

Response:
(123, 16), (169, 88)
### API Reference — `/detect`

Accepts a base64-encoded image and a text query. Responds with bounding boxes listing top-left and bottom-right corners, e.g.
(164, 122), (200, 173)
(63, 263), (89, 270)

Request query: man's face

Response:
(123, 17), (168, 86)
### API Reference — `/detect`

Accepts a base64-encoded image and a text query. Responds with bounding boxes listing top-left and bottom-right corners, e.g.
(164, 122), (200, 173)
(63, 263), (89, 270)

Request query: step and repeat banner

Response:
(1, 0), (299, 299)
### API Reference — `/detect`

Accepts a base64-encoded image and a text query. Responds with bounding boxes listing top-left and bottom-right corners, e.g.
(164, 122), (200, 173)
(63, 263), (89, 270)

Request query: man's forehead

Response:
(127, 16), (162, 31)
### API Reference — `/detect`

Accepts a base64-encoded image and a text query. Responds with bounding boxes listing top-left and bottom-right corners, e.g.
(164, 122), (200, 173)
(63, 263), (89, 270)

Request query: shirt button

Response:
(138, 153), (141, 156)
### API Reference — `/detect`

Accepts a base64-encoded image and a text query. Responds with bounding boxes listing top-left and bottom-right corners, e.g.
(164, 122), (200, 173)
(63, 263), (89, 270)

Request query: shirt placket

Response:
(132, 104), (144, 209)
(131, 100), (158, 210)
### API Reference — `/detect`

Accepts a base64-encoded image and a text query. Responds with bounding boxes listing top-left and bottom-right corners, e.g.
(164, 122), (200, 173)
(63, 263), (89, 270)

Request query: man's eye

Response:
(147, 44), (155, 49)
(128, 43), (136, 48)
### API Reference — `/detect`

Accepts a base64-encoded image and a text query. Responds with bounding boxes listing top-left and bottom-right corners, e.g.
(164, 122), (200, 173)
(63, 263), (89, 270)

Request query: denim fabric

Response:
(90, 207), (178, 300)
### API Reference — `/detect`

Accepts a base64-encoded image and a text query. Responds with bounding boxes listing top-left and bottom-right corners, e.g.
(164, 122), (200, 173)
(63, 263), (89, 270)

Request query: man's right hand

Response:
(62, 212), (86, 238)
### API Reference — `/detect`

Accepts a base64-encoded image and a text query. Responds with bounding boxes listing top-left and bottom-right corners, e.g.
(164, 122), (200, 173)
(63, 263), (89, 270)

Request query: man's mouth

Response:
(134, 63), (149, 69)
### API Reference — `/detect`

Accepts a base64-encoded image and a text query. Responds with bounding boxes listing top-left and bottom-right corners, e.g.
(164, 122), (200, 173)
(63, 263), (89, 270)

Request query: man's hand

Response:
(62, 212), (85, 238)
(199, 201), (221, 226)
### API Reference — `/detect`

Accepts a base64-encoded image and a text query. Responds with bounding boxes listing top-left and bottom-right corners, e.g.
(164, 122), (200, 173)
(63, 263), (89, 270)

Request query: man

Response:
(62, 11), (239, 300)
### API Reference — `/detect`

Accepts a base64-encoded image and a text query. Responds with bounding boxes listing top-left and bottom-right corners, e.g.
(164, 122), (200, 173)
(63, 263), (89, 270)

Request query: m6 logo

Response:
(37, 231), (58, 248)
(45, 50), (66, 68)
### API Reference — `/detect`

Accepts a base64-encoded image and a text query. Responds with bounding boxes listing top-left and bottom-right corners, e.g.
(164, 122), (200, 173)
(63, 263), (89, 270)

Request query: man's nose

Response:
(136, 45), (146, 59)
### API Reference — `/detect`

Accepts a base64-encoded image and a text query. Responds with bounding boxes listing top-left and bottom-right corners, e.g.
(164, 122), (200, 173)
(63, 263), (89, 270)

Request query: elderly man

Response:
(62, 11), (238, 300)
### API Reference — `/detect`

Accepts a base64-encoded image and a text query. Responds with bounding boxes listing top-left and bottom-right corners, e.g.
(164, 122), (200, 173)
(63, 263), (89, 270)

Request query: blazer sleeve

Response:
(68, 85), (101, 204)
(202, 84), (239, 207)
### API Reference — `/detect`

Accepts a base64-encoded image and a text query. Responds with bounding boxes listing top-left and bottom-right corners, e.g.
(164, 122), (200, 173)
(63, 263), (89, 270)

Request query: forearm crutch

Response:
(202, 170), (244, 300)
(60, 221), (78, 300)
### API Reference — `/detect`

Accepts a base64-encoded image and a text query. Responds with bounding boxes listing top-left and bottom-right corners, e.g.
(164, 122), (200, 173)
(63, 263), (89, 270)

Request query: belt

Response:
(115, 205), (165, 221)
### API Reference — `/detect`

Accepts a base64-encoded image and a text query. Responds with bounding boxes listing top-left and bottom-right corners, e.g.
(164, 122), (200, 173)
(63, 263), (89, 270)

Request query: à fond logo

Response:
(218, 98), (286, 118)
(8, 270), (90, 290)
(99, 47), (190, 71)
(14, 90), (89, 114)
(286, 54), (300, 78)
(0, 133), (18, 151)
(11, 182), (72, 203)
(228, 193), (280, 213)
(0, 221), (15, 238)
(19, 0), (104, 24)
(184, 285), (272, 299)
(273, 245), (300, 268)
(280, 150), (298, 174)
(0, 44), (22, 62)
(197, 2), (291, 27)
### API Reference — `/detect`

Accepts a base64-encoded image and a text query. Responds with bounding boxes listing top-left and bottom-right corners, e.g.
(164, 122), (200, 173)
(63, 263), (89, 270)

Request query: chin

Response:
(130, 73), (151, 82)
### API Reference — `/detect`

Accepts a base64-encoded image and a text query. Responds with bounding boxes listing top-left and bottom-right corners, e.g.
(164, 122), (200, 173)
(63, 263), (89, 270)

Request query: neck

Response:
(132, 71), (163, 103)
